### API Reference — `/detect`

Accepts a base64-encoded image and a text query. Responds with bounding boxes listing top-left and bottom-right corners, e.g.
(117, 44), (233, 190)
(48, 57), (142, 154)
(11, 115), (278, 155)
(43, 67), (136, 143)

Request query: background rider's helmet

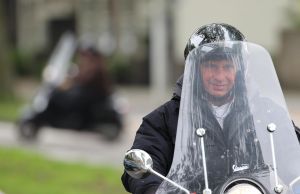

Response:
(184, 23), (245, 60)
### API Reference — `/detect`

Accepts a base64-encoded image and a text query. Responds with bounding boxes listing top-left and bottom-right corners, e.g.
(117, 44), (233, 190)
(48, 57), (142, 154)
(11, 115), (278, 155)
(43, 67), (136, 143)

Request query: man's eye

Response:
(206, 63), (218, 69)
(224, 64), (234, 69)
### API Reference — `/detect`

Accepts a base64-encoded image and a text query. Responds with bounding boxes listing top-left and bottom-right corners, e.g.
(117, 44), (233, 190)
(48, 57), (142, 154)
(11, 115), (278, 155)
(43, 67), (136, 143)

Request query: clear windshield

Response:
(156, 42), (300, 194)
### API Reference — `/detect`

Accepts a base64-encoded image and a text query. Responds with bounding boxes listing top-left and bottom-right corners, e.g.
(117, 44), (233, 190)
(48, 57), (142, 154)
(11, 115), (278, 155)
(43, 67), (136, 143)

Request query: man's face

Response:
(200, 59), (237, 97)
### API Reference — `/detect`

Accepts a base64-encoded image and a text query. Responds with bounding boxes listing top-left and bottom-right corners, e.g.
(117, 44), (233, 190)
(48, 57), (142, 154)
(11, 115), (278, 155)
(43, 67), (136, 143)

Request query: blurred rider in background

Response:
(45, 45), (112, 128)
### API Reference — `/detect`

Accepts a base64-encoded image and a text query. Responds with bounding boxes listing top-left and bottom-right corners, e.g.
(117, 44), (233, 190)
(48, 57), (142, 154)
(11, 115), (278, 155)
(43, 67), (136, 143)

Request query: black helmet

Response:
(184, 23), (245, 59)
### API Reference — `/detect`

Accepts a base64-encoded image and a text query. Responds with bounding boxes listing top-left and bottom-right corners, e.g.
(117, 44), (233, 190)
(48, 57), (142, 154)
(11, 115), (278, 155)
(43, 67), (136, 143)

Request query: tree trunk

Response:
(278, 29), (300, 89)
(0, 1), (13, 99)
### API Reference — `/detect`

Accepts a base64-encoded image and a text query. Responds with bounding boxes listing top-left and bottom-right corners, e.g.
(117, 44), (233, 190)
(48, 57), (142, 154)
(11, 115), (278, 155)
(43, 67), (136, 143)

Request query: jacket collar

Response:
(173, 75), (183, 99)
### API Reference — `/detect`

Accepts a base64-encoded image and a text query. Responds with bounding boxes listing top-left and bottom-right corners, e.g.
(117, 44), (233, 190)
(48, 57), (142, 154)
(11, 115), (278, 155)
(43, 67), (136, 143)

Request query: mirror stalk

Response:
(147, 167), (190, 194)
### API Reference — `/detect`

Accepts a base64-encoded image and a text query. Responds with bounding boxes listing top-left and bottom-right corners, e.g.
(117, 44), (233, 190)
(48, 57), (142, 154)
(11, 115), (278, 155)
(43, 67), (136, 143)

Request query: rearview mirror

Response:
(123, 149), (153, 179)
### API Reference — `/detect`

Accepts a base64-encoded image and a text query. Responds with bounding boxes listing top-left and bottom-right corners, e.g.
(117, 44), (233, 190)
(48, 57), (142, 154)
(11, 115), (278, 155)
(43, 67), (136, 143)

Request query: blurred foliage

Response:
(287, 13), (300, 29)
(12, 49), (48, 79)
(11, 49), (35, 76)
(0, 98), (24, 122)
(108, 54), (133, 84)
(286, 0), (300, 28)
(0, 147), (127, 194)
(0, 1), (13, 98)
(106, 33), (150, 85)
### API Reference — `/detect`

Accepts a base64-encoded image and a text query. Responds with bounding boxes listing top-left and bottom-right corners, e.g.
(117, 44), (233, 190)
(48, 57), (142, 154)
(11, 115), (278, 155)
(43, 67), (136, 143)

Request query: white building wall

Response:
(17, 0), (75, 53)
(173, 0), (291, 61)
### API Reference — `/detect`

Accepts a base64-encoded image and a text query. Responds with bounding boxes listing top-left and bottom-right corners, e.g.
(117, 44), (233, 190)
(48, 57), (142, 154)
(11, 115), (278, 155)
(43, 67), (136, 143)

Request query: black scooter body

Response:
(18, 84), (123, 141)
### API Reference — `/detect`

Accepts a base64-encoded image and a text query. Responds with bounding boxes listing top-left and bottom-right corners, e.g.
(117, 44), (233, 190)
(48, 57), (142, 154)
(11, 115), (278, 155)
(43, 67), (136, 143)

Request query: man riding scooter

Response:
(44, 44), (113, 129)
(122, 23), (300, 194)
(18, 34), (123, 141)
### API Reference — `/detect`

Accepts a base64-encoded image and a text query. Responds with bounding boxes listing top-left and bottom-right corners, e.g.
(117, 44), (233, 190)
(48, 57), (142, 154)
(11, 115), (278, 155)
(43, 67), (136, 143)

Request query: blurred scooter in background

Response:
(17, 33), (124, 141)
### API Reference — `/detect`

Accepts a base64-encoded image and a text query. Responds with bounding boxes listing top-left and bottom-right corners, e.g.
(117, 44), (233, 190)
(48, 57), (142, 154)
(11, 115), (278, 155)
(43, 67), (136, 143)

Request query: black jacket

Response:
(121, 76), (300, 194)
(121, 78), (181, 194)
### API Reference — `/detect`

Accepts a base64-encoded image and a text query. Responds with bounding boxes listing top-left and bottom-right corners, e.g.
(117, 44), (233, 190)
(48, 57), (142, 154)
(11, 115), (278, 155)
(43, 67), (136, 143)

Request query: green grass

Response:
(0, 147), (128, 194)
(0, 99), (24, 122)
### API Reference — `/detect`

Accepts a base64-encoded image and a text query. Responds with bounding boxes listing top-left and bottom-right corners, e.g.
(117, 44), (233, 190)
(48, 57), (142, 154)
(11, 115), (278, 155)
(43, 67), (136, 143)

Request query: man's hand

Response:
(144, 186), (158, 194)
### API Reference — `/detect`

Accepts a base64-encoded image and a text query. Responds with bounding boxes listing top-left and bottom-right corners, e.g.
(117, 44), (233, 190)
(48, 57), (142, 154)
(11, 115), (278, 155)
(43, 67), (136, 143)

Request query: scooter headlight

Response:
(225, 183), (262, 194)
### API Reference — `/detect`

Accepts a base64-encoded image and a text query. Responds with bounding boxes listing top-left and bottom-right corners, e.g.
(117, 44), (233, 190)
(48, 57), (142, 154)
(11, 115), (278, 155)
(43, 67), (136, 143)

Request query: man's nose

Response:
(213, 68), (227, 80)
